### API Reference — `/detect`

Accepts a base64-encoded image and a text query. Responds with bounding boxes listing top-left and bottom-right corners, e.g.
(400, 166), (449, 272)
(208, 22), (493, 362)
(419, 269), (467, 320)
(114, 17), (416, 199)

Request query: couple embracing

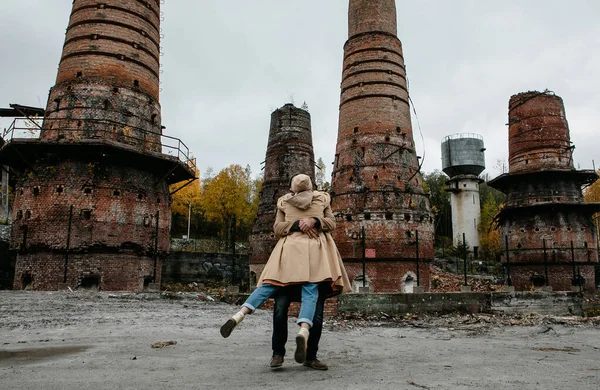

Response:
(220, 174), (351, 369)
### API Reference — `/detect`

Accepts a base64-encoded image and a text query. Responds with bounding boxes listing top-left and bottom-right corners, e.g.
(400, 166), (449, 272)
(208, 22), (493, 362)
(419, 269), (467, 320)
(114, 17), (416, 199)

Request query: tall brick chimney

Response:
(0, 0), (195, 291)
(489, 91), (600, 292)
(248, 103), (315, 284)
(330, 0), (434, 292)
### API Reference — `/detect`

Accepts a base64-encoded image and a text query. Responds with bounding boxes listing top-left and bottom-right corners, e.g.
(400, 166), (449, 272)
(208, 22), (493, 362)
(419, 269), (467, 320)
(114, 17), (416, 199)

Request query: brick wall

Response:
(13, 252), (159, 291)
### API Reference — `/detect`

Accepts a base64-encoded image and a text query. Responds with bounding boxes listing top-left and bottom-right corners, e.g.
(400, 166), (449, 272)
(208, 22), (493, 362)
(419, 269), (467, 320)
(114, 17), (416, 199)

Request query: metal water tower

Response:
(441, 133), (486, 256)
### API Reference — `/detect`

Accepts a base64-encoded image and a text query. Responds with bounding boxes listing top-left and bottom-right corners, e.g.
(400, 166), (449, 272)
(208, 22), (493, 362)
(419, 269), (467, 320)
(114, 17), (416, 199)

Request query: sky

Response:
(1, 1), (599, 182)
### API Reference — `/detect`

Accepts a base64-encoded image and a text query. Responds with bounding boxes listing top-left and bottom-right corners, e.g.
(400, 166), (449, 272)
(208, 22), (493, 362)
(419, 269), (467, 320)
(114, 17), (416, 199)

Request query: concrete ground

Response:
(0, 291), (599, 390)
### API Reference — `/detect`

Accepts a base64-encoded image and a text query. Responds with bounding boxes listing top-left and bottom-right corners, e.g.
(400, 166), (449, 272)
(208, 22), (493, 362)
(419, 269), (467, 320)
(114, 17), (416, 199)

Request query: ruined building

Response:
(0, 0), (195, 290)
(330, 0), (434, 292)
(441, 134), (486, 256)
(489, 91), (600, 292)
(249, 104), (315, 284)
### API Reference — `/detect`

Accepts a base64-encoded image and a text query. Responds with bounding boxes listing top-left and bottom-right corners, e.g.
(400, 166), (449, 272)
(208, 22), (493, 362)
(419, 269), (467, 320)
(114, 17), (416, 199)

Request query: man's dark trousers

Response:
(272, 284), (326, 361)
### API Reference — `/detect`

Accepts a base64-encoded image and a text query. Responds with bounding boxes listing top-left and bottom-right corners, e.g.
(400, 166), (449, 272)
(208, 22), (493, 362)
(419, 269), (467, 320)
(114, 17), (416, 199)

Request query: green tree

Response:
(315, 157), (330, 191)
(423, 170), (452, 241)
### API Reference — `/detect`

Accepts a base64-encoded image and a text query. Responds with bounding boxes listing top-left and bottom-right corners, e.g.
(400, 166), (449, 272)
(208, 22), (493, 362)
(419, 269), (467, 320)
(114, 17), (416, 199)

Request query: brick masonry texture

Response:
(8, 0), (185, 291)
(249, 104), (315, 278)
(330, 0), (434, 292)
(489, 91), (600, 293)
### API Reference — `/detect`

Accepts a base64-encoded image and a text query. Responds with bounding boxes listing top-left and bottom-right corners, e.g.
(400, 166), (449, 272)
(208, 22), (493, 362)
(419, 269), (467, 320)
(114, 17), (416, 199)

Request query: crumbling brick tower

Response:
(0, 0), (195, 290)
(249, 103), (315, 284)
(330, 0), (434, 292)
(489, 91), (600, 292)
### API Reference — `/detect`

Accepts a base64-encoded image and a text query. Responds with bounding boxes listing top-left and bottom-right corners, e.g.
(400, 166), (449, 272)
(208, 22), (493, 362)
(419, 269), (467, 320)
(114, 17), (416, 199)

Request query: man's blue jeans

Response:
(272, 285), (325, 361)
(242, 282), (319, 327)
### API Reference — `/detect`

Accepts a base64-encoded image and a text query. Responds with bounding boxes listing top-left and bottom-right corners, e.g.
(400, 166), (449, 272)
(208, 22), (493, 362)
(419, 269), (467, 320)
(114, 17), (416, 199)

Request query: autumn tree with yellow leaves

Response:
(584, 169), (600, 246)
(199, 164), (259, 244)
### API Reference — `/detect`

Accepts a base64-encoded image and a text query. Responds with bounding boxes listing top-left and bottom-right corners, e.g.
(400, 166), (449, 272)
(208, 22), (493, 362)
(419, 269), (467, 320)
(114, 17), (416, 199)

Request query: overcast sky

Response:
(1, 1), (599, 181)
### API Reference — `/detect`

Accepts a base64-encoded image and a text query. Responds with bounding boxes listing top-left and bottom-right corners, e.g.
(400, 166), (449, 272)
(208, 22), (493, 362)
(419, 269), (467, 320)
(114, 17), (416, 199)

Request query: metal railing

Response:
(2, 117), (196, 172)
(442, 133), (484, 142)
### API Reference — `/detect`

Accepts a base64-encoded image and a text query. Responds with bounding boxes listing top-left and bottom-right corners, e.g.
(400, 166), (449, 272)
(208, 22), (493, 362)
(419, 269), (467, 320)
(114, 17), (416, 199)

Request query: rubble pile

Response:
(429, 265), (504, 292)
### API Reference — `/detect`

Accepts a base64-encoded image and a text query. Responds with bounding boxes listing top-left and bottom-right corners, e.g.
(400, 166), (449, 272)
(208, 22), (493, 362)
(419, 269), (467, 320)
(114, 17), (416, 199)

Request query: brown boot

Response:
(304, 359), (329, 371)
(270, 355), (284, 369)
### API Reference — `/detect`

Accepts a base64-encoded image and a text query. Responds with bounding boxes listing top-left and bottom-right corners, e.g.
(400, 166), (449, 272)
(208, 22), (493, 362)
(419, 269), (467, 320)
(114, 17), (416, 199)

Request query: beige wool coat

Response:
(257, 191), (351, 294)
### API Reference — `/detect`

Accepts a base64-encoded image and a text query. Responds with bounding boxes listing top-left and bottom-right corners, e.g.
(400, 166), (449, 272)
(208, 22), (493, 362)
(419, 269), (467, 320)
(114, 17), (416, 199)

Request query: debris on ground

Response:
(151, 341), (177, 349)
(429, 266), (504, 292)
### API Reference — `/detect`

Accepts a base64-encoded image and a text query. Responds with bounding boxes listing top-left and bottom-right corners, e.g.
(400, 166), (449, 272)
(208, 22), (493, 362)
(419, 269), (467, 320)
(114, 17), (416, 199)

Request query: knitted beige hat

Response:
(290, 174), (313, 193)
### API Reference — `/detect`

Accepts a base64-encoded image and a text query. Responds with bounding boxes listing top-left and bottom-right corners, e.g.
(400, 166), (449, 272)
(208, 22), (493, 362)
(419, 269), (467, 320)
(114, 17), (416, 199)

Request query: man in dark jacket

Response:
(269, 283), (330, 370)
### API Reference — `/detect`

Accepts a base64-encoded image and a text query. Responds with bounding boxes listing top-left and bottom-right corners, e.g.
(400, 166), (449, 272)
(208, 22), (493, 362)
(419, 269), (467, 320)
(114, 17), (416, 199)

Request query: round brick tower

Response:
(330, 0), (434, 292)
(248, 103), (315, 284)
(489, 91), (600, 292)
(1, 0), (195, 291)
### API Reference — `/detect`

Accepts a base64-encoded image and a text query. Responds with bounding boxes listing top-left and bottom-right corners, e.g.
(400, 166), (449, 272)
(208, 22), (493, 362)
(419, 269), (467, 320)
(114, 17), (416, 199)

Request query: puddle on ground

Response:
(0, 346), (90, 364)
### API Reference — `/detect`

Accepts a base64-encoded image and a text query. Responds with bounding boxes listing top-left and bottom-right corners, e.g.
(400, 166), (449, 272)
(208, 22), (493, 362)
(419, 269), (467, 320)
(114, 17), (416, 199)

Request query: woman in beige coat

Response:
(220, 174), (350, 364)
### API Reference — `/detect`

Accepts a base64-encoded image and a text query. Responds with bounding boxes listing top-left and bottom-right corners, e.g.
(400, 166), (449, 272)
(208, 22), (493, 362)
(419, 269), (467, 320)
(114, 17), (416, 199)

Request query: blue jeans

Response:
(272, 285), (325, 360)
(243, 282), (319, 327)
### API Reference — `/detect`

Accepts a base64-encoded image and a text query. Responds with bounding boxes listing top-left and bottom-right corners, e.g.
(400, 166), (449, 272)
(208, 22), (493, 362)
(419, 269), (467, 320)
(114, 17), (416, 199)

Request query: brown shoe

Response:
(303, 359), (329, 371)
(270, 355), (284, 369)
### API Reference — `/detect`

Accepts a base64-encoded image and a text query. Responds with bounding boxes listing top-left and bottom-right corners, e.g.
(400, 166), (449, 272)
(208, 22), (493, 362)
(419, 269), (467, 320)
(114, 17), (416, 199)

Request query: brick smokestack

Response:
(5, 0), (195, 291)
(248, 103), (315, 283)
(330, 0), (434, 292)
(508, 91), (573, 173)
(489, 91), (600, 292)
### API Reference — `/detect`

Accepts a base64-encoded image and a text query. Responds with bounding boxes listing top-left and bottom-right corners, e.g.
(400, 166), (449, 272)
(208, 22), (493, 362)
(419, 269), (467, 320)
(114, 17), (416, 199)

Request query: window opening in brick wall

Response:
(402, 273), (416, 293)
(33, 187), (40, 196)
(405, 230), (412, 238)
(103, 100), (110, 110)
(143, 276), (154, 289)
(404, 214), (411, 221)
(79, 275), (99, 291)
(76, 71), (82, 77)
(81, 210), (92, 220)
(354, 127), (359, 133)
(385, 212), (393, 220)
(353, 275), (369, 293)
(364, 213), (371, 220)
(21, 274), (33, 290)
(25, 210), (31, 219)
(138, 193), (146, 200)
(385, 135), (390, 142)
(396, 126), (401, 133)
(373, 174), (378, 180)
(345, 215), (353, 222)
(84, 188), (92, 195)
(113, 190), (120, 197)
(56, 186), (63, 194)
(113, 87), (119, 93)
(133, 80), (139, 88)
(16, 210), (23, 220)
(531, 274), (545, 287)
